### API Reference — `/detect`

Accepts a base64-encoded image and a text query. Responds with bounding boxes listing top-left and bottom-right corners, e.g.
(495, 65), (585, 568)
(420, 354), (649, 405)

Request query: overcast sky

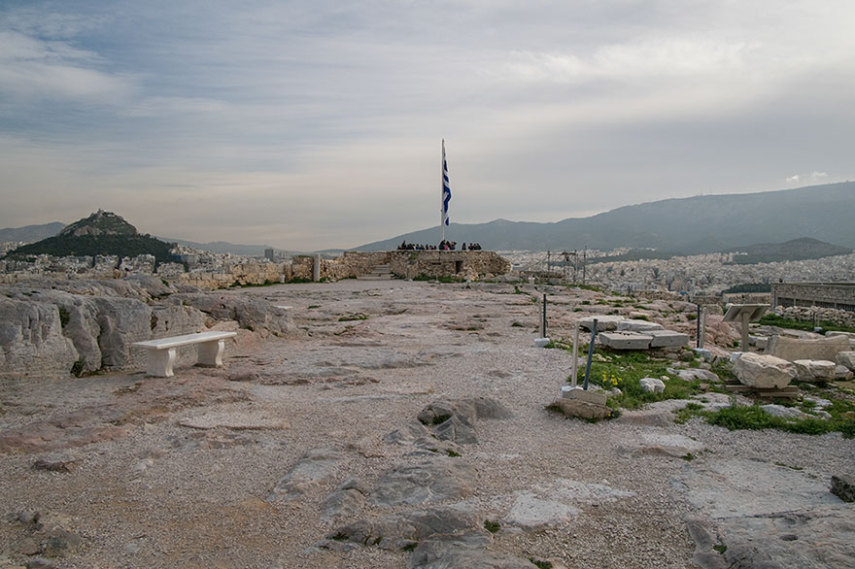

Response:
(2, 1), (854, 250)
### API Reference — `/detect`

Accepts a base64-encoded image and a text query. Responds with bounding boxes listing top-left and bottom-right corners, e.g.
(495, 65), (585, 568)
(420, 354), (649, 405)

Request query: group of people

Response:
(397, 240), (484, 251)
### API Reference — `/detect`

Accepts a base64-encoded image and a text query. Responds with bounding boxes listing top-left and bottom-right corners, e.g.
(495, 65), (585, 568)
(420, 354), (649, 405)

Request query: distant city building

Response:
(772, 283), (855, 312)
(264, 248), (275, 261)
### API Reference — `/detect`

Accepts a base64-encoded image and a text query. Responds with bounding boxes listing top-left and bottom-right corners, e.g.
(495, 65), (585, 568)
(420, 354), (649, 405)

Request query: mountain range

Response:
(354, 182), (855, 254)
(2, 182), (854, 256)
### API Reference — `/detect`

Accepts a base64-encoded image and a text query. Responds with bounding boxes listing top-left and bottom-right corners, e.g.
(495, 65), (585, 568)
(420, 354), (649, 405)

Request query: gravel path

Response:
(1, 281), (853, 569)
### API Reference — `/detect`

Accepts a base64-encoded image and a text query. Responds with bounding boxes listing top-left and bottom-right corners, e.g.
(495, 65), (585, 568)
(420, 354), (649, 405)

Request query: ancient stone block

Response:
(649, 329), (689, 348)
(599, 331), (652, 350)
(766, 334), (850, 362)
(733, 353), (797, 389)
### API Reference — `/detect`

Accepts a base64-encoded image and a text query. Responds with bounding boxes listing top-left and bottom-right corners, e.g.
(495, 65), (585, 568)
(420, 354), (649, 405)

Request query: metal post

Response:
(571, 323), (580, 388)
(541, 294), (547, 338)
(696, 305), (702, 348)
(583, 319), (597, 390)
(698, 306), (705, 349)
(741, 310), (750, 352)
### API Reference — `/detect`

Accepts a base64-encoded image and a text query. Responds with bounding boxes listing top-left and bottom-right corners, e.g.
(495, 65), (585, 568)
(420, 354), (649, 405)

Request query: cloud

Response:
(0, 27), (133, 103)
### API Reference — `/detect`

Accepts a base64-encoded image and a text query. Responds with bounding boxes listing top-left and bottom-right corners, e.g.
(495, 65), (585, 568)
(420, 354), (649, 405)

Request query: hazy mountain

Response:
(353, 182), (855, 253)
(725, 237), (851, 264)
(0, 222), (64, 243)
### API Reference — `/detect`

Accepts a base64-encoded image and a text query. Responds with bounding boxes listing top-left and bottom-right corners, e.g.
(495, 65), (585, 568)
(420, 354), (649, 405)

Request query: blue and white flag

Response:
(442, 139), (451, 227)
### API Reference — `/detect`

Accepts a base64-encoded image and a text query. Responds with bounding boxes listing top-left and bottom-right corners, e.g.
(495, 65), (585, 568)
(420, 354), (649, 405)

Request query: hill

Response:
(2, 210), (177, 265)
(725, 237), (851, 264)
(353, 182), (855, 253)
(0, 222), (65, 243)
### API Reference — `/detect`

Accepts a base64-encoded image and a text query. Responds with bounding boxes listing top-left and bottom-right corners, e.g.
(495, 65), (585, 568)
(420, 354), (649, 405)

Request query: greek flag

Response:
(442, 139), (451, 226)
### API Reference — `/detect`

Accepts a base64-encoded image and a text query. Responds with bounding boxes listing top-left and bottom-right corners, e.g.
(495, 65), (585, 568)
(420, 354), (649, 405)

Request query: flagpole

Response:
(441, 139), (446, 245)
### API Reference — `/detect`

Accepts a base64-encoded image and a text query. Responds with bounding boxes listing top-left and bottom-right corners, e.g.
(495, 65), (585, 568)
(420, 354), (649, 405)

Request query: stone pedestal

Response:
(561, 386), (608, 405)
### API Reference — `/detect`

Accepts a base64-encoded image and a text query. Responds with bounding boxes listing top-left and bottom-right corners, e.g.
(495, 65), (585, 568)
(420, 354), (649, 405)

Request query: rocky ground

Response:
(1, 280), (853, 569)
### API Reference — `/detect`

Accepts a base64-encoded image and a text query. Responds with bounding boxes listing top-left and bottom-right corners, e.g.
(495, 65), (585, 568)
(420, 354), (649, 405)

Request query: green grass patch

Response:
(704, 403), (855, 437)
(529, 559), (553, 569)
(484, 520), (500, 533)
(579, 351), (708, 410)
(759, 313), (855, 334)
(338, 313), (368, 322)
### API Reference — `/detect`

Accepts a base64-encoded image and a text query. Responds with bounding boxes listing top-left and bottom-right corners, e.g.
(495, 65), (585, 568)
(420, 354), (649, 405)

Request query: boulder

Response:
(835, 365), (854, 381)
(548, 398), (612, 421)
(733, 353), (797, 389)
(0, 297), (79, 379)
(766, 334), (850, 362)
(761, 404), (811, 420)
(640, 377), (665, 393)
(793, 359), (838, 383)
(836, 351), (855, 371)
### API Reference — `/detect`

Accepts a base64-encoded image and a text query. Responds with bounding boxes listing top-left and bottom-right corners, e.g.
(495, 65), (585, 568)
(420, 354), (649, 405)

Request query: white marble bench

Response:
(132, 331), (237, 377)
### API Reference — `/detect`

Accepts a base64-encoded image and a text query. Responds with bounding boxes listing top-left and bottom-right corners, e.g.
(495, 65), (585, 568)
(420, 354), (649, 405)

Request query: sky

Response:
(2, 0), (854, 251)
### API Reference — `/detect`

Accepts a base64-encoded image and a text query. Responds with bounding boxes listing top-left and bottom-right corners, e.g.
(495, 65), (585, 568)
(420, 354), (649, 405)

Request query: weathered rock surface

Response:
(831, 474), (855, 502)
(733, 353), (797, 389)
(0, 297), (78, 379)
(371, 460), (476, 506)
(684, 457), (855, 569)
(269, 447), (342, 501)
(326, 506), (479, 551)
(410, 537), (534, 569)
(506, 492), (579, 529)
(175, 293), (299, 337)
(618, 431), (706, 458)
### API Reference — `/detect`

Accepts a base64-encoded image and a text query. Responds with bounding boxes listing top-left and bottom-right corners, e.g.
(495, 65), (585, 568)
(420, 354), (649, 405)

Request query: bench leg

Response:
(147, 348), (177, 377)
(197, 339), (226, 367)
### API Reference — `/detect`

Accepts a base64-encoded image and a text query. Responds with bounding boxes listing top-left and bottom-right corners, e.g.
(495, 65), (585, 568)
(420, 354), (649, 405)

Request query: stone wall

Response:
(774, 305), (855, 329)
(388, 250), (510, 281)
(289, 251), (510, 282)
(1, 251), (511, 290)
(772, 283), (855, 311)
